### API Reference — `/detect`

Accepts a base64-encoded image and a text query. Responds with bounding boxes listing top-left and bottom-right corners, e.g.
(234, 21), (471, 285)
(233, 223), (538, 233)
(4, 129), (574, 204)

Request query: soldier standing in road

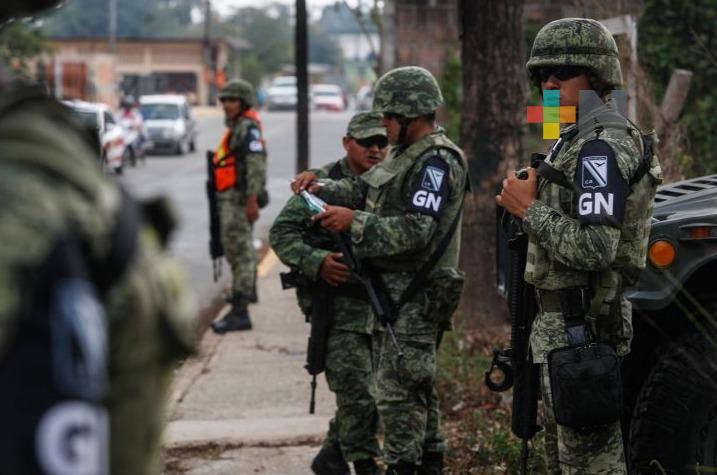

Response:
(0, 2), (197, 474)
(210, 79), (268, 333)
(497, 18), (662, 474)
(270, 112), (388, 475)
(293, 67), (468, 475)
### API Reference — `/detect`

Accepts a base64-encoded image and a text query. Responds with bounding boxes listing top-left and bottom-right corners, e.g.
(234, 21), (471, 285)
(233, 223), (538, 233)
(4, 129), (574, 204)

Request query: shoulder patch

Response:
(575, 139), (629, 228)
(244, 125), (264, 154)
(408, 154), (450, 218)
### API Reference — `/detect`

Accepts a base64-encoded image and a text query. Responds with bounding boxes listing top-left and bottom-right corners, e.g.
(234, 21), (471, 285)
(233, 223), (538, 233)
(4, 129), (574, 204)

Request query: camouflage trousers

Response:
(218, 190), (256, 304)
(539, 363), (627, 474)
(373, 326), (446, 465)
(323, 329), (380, 462)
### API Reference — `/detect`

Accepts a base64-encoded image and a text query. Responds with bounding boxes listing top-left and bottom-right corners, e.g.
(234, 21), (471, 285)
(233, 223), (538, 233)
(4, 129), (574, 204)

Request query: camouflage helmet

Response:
(526, 18), (622, 88)
(347, 112), (386, 139)
(0, 0), (63, 23)
(219, 79), (255, 107)
(372, 66), (443, 118)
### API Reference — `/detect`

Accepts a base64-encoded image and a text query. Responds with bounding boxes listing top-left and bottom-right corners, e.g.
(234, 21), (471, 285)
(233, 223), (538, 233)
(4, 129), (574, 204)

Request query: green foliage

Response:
(229, 6), (293, 78)
(440, 52), (461, 143)
(40, 0), (201, 38)
(0, 21), (49, 74)
(639, 0), (717, 175)
(239, 53), (264, 90)
(309, 25), (342, 67)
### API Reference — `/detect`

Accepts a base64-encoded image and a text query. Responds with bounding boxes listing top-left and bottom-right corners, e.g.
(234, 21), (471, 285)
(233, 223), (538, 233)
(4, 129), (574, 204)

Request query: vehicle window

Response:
(71, 110), (100, 130)
(313, 91), (340, 97)
(104, 112), (115, 125)
(183, 105), (190, 119)
(139, 104), (180, 120)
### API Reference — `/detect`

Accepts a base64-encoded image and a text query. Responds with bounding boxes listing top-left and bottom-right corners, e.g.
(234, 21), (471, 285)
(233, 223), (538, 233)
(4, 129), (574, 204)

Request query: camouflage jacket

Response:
(318, 129), (468, 338)
(222, 114), (267, 200)
(270, 158), (373, 334)
(0, 82), (197, 474)
(524, 98), (663, 362)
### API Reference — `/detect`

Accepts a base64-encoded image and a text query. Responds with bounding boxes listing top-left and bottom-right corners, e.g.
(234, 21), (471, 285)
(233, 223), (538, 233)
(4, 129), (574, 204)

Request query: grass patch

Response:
(437, 327), (547, 474)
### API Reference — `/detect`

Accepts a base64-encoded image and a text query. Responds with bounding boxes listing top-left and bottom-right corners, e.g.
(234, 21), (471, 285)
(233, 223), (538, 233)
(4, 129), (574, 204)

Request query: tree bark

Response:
(458, 0), (526, 327)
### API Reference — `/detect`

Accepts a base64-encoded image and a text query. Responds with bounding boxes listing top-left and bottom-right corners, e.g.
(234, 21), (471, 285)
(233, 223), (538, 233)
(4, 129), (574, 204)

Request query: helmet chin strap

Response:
(397, 116), (412, 146)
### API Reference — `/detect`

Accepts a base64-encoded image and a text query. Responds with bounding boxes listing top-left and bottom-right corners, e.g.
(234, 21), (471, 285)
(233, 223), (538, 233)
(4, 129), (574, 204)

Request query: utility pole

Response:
(203, 0), (215, 105)
(108, 0), (117, 53)
(296, 0), (310, 173)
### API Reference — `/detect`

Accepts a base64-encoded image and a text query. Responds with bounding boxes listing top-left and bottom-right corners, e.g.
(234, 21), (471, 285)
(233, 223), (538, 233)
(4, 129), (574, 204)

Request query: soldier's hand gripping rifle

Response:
(205, 150), (224, 281)
(300, 191), (404, 363)
(484, 160), (542, 475)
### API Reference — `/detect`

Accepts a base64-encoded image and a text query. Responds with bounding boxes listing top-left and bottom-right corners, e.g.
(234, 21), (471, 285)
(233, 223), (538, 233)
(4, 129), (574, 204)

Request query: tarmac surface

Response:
(164, 250), (336, 474)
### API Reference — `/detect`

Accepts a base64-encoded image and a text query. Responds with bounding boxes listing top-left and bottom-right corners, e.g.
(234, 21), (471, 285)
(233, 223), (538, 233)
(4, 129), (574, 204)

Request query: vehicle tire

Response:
(125, 148), (137, 167)
(629, 327), (717, 474)
(189, 139), (196, 153)
(175, 140), (185, 156)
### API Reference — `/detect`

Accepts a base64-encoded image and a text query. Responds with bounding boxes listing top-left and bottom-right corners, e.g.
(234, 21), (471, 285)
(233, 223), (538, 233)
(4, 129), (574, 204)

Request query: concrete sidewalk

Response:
(165, 250), (336, 474)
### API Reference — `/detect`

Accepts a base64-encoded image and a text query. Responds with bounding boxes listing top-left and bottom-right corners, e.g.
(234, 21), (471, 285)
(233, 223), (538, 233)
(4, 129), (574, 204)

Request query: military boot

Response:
(211, 296), (252, 333)
(354, 458), (380, 475)
(386, 461), (418, 475)
(417, 452), (443, 475)
(310, 443), (350, 475)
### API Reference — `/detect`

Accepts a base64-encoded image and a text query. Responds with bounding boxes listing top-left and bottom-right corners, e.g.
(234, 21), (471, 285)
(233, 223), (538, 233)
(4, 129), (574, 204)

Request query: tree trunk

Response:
(457, 0), (526, 327)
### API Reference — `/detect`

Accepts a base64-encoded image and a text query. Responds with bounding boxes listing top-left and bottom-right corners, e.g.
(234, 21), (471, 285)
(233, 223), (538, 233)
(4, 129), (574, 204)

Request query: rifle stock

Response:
(205, 150), (224, 281)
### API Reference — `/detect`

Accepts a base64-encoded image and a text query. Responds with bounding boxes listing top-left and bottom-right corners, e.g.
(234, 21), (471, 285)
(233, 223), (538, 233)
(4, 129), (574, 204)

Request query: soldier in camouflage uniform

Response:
(0, 3), (197, 474)
(211, 79), (268, 333)
(293, 67), (468, 475)
(497, 18), (663, 474)
(270, 112), (388, 475)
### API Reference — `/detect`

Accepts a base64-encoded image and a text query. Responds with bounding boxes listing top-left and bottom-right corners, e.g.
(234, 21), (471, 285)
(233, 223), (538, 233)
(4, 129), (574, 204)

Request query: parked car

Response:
(311, 84), (346, 112)
(64, 99), (126, 174)
(139, 94), (197, 155)
(266, 76), (297, 111)
(356, 85), (374, 111)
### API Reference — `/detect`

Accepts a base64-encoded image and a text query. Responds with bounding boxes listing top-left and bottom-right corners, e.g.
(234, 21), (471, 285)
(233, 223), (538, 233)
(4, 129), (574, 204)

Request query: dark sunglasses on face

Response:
(219, 97), (240, 103)
(355, 135), (389, 149)
(382, 112), (403, 121)
(536, 66), (584, 82)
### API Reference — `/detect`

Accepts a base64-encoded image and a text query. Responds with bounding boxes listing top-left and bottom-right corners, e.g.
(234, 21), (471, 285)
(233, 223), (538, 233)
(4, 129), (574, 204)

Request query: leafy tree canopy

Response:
(639, 0), (717, 174)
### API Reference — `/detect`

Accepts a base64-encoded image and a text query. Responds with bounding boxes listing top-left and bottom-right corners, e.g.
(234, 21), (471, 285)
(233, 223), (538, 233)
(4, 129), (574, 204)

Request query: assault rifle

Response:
(300, 191), (404, 361)
(485, 162), (542, 475)
(205, 150), (224, 281)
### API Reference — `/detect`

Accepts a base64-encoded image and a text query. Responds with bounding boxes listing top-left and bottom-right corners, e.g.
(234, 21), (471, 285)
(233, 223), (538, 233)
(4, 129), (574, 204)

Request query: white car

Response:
(311, 84), (345, 112)
(139, 94), (197, 155)
(266, 76), (297, 111)
(64, 100), (126, 174)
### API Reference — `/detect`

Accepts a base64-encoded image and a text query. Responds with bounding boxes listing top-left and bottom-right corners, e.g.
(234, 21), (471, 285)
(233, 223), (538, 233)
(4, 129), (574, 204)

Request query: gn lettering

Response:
(579, 193), (614, 215)
(413, 190), (442, 212)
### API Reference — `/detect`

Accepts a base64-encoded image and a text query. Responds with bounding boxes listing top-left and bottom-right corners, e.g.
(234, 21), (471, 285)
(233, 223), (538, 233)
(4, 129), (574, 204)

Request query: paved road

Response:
(122, 108), (353, 306)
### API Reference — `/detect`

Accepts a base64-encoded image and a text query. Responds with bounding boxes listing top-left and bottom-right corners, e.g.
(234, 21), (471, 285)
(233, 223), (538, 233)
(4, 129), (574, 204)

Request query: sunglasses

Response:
(536, 66), (584, 82)
(219, 97), (240, 103)
(382, 112), (403, 121)
(354, 135), (389, 149)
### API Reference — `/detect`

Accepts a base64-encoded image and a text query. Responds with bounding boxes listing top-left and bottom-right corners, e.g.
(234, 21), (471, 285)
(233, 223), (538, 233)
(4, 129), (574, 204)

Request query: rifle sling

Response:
(391, 198), (464, 314)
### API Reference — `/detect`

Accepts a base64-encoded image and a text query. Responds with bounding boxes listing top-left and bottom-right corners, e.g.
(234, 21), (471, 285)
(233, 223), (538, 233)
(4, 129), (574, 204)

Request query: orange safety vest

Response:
(213, 129), (236, 192)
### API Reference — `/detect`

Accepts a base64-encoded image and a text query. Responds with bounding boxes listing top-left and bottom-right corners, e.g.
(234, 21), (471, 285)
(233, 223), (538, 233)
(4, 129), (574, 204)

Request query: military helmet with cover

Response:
(372, 66), (444, 118)
(0, 0), (63, 23)
(526, 18), (622, 88)
(219, 79), (255, 108)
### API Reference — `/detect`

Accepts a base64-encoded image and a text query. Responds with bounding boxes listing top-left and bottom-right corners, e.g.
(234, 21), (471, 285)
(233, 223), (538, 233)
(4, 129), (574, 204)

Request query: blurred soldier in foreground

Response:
(270, 112), (388, 475)
(210, 79), (268, 333)
(497, 18), (662, 474)
(0, 2), (197, 475)
(293, 67), (469, 475)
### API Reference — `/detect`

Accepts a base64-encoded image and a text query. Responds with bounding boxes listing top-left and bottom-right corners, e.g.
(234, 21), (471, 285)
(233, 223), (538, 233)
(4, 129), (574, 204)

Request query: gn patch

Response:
(245, 126), (265, 153)
(409, 155), (450, 218)
(575, 139), (628, 228)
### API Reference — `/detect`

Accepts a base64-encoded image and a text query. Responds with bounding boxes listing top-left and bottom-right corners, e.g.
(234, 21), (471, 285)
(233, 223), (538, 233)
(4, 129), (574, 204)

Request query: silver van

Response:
(139, 94), (197, 155)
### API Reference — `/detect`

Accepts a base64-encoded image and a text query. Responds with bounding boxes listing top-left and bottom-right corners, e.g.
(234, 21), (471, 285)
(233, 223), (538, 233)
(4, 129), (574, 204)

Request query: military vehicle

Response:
(623, 173), (717, 474)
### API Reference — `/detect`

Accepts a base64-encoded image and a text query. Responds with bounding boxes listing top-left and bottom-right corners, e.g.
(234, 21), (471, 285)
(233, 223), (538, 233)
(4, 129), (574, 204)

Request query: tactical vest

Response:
(525, 100), (661, 312)
(214, 116), (262, 194)
(360, 130), (467, 272)
(0, 85), (140, 475)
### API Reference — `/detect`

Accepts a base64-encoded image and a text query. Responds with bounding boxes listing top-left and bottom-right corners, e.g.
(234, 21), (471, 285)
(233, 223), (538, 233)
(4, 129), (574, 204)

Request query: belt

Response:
(333, 283), (368, 301)
(536, 288), (591, 316)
